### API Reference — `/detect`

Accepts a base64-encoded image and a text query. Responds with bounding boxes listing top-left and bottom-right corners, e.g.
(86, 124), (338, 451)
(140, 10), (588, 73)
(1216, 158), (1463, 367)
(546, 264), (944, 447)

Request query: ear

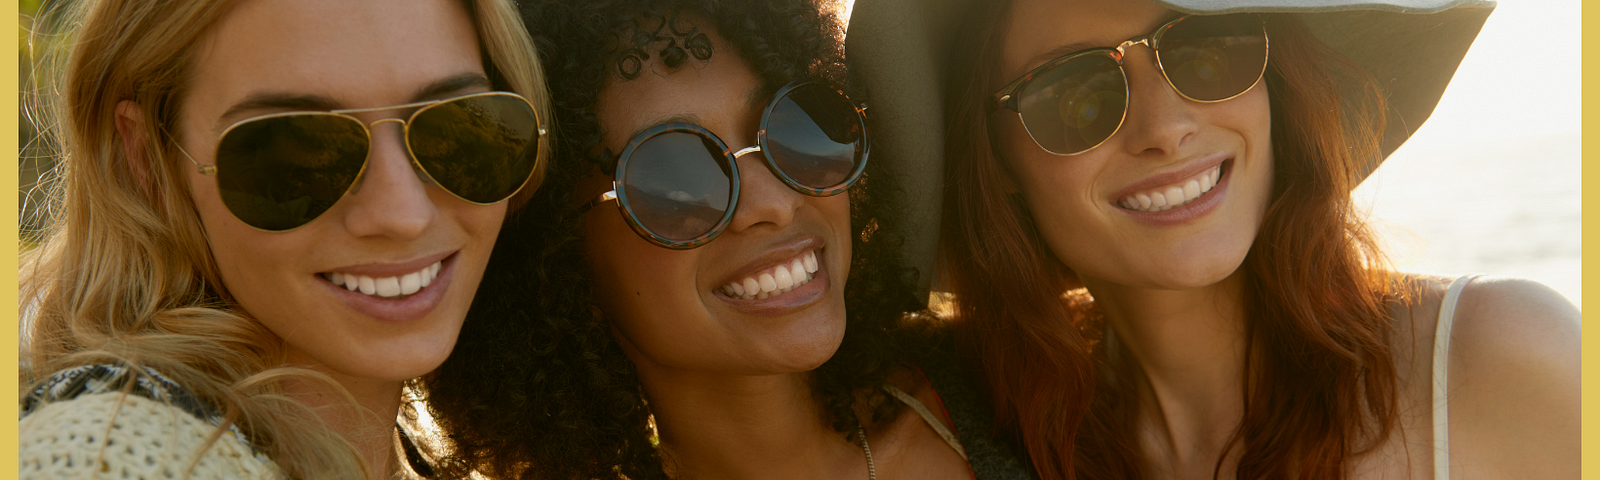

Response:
(114, 100), (155, 193)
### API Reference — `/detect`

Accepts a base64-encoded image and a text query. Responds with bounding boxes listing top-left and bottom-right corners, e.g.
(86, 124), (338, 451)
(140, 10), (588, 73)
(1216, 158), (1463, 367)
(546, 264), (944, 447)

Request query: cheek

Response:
(583, 207), (700, 323)
(187, 171), (277, 295)
(816, 193), (851, 264)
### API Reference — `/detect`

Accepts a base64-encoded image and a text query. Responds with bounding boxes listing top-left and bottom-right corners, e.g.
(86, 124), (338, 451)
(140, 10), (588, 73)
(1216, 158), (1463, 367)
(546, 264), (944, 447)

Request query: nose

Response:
(337, 122), (438, 240)
(1116, 48), (1199, 157)
(724, 151), (802, 235)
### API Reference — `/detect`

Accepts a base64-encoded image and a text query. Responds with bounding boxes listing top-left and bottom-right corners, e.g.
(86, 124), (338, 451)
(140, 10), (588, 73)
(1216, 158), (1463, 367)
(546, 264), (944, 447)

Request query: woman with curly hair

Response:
(419, 1), (1034, 479)
(19, 0), (549, 477)
(850, 0), (1580, 478)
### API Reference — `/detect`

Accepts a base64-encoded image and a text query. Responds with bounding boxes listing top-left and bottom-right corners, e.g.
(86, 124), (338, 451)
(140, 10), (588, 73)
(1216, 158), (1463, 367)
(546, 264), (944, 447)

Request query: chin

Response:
(768, 309), (848, 372)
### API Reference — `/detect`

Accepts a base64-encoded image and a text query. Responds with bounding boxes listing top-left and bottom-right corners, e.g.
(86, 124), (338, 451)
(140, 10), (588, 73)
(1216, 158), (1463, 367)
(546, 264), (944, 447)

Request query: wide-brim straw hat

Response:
(845, 0), (1494, 298)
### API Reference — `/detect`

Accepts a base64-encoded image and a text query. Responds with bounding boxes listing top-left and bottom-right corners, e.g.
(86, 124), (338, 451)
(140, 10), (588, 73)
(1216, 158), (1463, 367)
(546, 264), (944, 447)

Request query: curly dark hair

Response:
(418, 1), (929, 479)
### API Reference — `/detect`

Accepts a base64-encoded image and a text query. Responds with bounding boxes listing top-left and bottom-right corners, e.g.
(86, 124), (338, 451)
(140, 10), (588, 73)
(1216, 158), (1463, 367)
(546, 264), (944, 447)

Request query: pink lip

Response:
(322, 251), (453, 278)
(716, 261), (830, 316)
(319, 252), (457, 323)
(1108, 153), (1231, 201)
(716, 236), (825, 288)
(1119, 159), (1232, 225)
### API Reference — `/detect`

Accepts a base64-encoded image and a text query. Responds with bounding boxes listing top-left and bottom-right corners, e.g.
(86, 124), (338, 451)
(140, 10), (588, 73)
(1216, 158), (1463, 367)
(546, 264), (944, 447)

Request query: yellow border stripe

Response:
(6, 0), (25, 472)
(1583, 0), (1597, 477)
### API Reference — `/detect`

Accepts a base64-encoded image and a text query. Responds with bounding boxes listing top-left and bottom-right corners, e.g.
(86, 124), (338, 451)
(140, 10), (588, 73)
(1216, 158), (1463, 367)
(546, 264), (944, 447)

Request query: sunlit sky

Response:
(839, 0), (1582, 305)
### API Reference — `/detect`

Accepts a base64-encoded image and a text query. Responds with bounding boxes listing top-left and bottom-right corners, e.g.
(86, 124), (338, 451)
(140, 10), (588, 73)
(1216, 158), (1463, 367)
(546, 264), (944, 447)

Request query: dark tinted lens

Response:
(1158, 15), (1267, 101)
(621, 132), (733, 242)
(1017, 54), (1128, 154)
(409, 94), (541, 204)
(764, 84), (862, 189)
(215, 115), (368, 231)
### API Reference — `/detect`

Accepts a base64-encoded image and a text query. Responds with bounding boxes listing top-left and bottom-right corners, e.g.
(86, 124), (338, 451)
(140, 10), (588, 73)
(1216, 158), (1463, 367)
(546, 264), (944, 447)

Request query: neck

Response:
(1081, 269), (1250, 473)
(282, 352), (404, 480)
(633, 363), (867, 480)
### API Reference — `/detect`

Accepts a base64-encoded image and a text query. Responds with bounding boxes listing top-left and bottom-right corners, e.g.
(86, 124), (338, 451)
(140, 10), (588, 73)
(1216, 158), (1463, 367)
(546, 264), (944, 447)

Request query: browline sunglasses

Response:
(994, 14), (1268, 155)
(175, 91), (547, 231)
(581, 82), (869, 249)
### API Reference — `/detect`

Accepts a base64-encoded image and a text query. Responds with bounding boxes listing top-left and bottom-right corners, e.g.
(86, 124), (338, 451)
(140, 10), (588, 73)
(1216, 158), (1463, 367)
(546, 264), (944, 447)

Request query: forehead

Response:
(999, 0), (1173, 78)
(594, 19), (765, 143)
(186, 0), (484, 126)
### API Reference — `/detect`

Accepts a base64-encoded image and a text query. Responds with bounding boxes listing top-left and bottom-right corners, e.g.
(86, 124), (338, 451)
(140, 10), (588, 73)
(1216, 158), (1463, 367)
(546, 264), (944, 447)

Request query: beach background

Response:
(1344, 0), (1581, 308)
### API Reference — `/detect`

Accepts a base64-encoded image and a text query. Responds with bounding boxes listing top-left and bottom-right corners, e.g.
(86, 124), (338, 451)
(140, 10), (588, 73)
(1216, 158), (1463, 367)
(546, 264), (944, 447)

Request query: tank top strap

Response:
(1433, 274), (1480, 480)
(883, 384), (969, 461)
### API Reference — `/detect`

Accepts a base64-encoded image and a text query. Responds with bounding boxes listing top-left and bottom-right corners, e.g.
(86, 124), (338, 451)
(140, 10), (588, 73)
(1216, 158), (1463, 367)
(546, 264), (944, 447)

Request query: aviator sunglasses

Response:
(176, 91), (547, 231)
(993, 14), (1268, 155)
(581, 82), (868, 249)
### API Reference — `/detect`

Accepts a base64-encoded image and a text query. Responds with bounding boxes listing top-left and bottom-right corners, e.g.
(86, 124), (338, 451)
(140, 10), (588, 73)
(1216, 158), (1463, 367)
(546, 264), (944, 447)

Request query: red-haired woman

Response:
(847, 0), (1579, 478)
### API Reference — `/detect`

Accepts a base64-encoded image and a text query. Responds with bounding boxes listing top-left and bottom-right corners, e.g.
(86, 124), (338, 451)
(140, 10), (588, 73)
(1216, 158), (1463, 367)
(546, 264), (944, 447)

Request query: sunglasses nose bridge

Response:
(733, 145), (763, 158)
(367, 117), (407, 129)
(1113, 37), (1153, 65)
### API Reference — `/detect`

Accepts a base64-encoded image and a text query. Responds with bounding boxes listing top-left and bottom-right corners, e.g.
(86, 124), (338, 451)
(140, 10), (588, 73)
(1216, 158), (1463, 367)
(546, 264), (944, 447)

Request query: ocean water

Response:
(1355, 130), (1582, 308)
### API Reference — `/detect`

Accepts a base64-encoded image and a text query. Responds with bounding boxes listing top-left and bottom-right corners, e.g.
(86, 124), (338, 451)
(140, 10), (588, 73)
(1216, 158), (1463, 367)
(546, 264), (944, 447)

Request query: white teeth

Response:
(400, 272), (421, 295)
(326, 260), (442, 299)
(773, 266), (794, 290)
(1117, 165), (1223, 213)
(1163, 186), (1184, 205)
(376, 277), (400, 297)
(719, 250), (821, 300)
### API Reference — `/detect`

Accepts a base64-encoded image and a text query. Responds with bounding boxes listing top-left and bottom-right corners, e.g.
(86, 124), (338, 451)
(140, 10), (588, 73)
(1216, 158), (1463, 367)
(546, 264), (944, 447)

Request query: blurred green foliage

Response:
(19, 0), (66, 245)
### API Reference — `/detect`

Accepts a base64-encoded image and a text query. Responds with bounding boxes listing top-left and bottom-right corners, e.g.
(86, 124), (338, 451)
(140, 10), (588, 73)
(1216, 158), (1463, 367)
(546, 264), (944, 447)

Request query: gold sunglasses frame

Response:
(173, 91), (549, 232)
(991, 15), (1269, 156)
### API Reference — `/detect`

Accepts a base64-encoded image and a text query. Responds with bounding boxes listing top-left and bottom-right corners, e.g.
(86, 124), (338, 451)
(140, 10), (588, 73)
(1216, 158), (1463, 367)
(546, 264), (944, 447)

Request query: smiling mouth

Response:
(322, 261), (442, 299)
(718, 250), (821, 300)
(1117, 160), (1229, 212)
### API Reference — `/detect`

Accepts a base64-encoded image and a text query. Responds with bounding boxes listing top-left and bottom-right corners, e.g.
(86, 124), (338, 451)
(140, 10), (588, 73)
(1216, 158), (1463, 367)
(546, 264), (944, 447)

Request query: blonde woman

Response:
(19, 0), (549, 478)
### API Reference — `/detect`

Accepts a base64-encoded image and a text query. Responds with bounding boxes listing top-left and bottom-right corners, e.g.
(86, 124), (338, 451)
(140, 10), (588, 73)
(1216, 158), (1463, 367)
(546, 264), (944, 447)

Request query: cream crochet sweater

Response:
(19, 365), (279, 479)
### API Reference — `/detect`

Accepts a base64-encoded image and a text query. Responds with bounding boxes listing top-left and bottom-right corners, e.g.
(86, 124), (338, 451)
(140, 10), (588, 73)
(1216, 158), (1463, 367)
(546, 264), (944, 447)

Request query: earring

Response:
(643, 396), (660, 448)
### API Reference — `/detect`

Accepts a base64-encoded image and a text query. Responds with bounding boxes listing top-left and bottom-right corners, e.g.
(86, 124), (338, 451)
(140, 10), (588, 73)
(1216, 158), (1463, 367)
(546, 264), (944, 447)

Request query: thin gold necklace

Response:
(856, 424), (877, 480)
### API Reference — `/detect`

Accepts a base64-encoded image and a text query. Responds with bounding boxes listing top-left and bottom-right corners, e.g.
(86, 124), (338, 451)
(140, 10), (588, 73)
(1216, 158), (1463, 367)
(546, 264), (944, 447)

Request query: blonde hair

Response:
(20, 0), (550, 477)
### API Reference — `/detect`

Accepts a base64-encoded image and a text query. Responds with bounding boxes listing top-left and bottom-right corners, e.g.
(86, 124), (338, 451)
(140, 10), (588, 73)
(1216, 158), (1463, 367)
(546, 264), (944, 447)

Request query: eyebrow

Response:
(620, 83), (770, 144)
(213, 72), (494, 133)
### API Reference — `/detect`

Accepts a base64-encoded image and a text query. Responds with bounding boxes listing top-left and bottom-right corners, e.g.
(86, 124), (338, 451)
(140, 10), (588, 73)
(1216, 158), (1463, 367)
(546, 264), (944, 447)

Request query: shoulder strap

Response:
(884, 384), (968, 460)
(915, 329), (1040, 480)
(1432, 274), (1478, 480)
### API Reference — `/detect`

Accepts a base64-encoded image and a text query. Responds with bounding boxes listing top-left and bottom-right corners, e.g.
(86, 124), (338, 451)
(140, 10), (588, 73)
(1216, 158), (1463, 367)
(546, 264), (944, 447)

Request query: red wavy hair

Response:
(939, 6), (1403, 479)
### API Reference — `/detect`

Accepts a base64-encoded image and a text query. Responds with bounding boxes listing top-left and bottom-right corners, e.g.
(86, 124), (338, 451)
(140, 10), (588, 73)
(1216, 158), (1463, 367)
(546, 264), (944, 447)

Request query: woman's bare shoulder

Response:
(1392, 273), (1580, 477)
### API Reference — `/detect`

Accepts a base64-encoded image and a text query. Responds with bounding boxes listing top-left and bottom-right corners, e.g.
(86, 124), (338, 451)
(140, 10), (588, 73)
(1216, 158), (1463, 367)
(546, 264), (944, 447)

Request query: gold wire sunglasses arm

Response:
(172, 143), (217, 176)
